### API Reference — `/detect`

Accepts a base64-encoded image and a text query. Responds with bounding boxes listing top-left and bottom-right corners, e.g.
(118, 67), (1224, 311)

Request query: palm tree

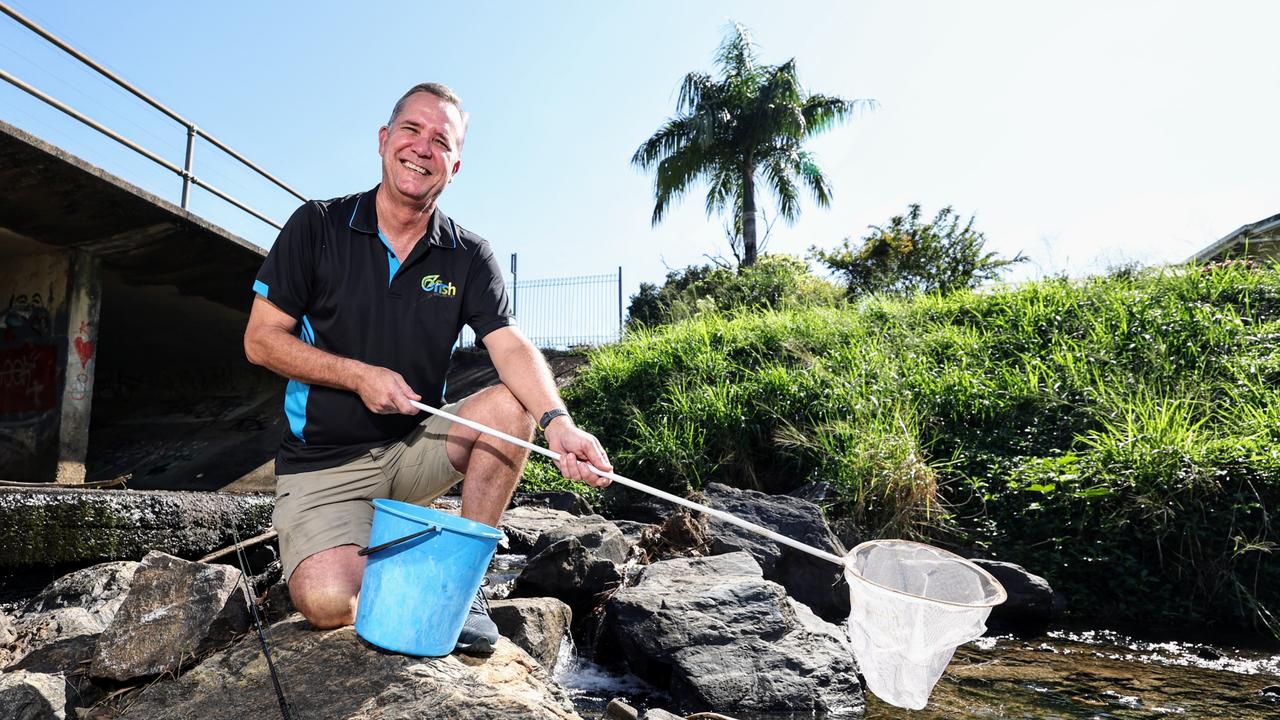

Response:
(633, 22), (871, 267)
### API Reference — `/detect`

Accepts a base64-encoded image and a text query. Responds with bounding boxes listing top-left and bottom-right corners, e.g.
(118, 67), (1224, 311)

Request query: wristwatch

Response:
(537, 408), (571, 431)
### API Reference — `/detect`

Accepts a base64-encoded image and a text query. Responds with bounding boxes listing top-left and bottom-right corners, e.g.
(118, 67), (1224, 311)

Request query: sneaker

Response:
(454, 586), (499, 655)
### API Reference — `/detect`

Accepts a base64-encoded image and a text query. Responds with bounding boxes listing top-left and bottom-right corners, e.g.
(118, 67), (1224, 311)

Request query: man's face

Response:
(377, 92), (465, 208)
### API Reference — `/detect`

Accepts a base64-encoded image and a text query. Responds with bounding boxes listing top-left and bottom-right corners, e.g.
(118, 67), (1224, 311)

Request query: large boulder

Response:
(512, 491), (594, 516)
(500, 506), (579, 555)
(0, 670), (74, 720)
(89, 551), (249, 681)
(3, 561), (138, 672)
(509, 539), (623, 624)
(112, 615), (582, 720)
(529, 515), (628, 564)
(970, 559), (1055, 636)
(699, 483), (849, 622)
(509, 516), (628, 623)
(0, 487), (273, 568)
(488, 597), (572, 672)
(603, 552), (864, 718)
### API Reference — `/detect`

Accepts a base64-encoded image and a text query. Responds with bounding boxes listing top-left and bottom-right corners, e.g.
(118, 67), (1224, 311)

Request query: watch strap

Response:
(537, 408), (570, 431)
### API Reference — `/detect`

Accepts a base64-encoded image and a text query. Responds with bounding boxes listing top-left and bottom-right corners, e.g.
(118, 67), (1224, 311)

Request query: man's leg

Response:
(445, 383), (536, 524)
(274, 455), (389, 630)
(287, 545), (364, 629)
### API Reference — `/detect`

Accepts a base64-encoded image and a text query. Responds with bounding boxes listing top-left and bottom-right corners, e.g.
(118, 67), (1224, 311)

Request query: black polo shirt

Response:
(252, 185), (514, 475)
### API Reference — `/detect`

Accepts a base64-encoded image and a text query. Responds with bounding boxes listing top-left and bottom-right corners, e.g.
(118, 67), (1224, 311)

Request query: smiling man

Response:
(243, 83), (612, 655)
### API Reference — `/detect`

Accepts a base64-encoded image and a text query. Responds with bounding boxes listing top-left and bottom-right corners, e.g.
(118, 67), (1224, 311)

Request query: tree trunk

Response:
(741, 168), (757, 267)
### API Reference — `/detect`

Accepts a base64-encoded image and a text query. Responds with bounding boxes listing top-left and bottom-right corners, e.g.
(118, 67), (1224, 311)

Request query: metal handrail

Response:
(0, 1), (305, 228)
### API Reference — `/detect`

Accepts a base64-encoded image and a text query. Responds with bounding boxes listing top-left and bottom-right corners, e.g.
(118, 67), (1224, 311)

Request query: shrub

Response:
(568, 261), (1280, 632)
(625, 254), (842, 328)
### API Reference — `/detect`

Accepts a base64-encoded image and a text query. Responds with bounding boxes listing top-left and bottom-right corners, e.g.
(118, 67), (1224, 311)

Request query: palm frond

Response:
(762, 156), (801, 223)
(632, 116), (697, 169)
(704, 166), (739, 217)
(651, 146), (716, 225)
(802, 96), (875, 136)
(795, 150), (834, 207)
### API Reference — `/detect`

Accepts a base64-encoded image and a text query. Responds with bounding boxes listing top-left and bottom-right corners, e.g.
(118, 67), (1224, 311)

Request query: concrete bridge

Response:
(0, 119), (283, 489)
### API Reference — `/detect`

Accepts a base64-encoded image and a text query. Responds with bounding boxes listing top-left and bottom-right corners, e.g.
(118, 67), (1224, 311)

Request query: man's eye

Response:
(435, 138), (450, 149)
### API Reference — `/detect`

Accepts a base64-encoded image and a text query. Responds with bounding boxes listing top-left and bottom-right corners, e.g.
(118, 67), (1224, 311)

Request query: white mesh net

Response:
(844, 539), (1006, 709)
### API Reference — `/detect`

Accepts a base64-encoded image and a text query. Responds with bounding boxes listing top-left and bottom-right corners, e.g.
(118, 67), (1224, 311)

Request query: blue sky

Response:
(3, 0), (1278, 305)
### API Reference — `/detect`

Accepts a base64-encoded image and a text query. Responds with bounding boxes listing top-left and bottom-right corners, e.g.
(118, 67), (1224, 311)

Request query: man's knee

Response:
(471, 384), (535, 438)
(287, 546), (364, 629)
(290, 580), (359, 629)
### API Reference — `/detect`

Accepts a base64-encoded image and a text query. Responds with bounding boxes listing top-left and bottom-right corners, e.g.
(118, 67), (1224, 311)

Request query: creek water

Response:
(484, 551), (1280, 719)
(551, 623), (1280, 719)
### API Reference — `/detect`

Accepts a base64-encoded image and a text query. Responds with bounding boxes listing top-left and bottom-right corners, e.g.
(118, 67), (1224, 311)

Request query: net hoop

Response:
(844, 539), (1008, 609)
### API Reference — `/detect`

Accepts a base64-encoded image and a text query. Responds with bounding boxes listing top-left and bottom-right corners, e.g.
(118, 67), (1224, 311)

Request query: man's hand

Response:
(545, 418), (613, 487)
(354, 364), (421, 415)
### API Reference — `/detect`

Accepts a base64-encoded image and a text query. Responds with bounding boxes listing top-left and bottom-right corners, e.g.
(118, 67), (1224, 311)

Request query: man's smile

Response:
(401, 159), (429, 175)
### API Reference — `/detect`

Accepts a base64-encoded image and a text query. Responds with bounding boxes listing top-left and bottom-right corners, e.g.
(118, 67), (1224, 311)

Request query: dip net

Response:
(844, 539), (1007, 709)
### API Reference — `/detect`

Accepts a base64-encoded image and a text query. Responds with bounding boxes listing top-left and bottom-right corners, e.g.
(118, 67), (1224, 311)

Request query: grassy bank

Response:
(557, 263), (1280, 632)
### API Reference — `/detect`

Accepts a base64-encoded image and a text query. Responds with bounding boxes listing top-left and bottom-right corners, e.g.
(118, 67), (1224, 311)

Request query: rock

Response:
(611, 520), (654, 548)
(500, 506), (578, 555)
(3, 561), (138, 672)
(636, 510), (713, 562)
(508, 536), (623, 623)
(488, 597), (572, 672)
(89, 551), (249, 681)
(604, 552), (863, 717)
(0, 611), (13, 647)
(699, 483), (849, 622)
(112, 614), (582, 719)
(0, 670), (72, 720)
(640, 710), (684, 720)
(598, 487), (673, 524)
(970, 559), (1055, 636)
(0, 488), (274, 569)
(603, 698), (639, 720)
(530, 516), (628, 564)
(514, 491), (594, 516)
(787, 481), (838, 504)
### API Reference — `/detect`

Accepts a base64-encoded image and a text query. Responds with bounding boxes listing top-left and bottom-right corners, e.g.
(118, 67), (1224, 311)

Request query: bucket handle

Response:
(357, 525), (440, 557)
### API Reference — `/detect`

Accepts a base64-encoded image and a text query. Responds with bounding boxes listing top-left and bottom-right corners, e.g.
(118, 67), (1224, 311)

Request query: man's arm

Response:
(244, 295), (420, 415)
(482, 326), (613, 486)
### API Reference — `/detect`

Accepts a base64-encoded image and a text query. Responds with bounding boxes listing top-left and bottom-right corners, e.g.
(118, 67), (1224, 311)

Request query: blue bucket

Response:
(354, 499), (502, 656)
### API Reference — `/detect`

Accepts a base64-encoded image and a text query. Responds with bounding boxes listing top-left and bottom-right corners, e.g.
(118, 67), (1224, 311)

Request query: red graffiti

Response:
(0, 344), (56, 413)
(74, 336), (95, 369)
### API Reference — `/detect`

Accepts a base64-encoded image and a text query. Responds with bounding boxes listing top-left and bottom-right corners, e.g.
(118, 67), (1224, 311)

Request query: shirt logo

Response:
(421, 274), (457, 297)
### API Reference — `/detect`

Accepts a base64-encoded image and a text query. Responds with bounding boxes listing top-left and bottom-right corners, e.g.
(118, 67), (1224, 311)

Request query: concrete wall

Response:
(0, 249), (99, 482)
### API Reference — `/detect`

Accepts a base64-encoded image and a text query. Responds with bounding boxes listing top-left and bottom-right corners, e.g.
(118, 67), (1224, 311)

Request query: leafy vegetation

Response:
(626, 254), (842, 328)
(810, 204), (1026, 297)
(632, 22), (870, 266)
(559, 262), (1280, 632)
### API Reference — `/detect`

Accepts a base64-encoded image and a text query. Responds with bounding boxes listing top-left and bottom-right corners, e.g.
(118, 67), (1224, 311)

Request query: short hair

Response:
(387, 83), (470, 148)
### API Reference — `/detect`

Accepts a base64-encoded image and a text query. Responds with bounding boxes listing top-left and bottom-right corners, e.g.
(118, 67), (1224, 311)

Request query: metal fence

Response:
(459, 257), (623, 349)
(0, 2), (304, 228)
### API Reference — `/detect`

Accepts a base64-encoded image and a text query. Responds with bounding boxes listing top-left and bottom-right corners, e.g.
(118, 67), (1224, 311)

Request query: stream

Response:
(479, 538), (1280, 720)
(551, 628), (1280, 719)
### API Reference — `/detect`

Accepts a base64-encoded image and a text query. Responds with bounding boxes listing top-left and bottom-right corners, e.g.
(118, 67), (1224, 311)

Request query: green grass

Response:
(557, 262), (1280, 632)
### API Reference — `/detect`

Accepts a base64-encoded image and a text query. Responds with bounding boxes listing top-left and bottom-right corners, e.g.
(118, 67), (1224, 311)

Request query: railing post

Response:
(617, 266), (624, 340)
(181, 124), (196, 208)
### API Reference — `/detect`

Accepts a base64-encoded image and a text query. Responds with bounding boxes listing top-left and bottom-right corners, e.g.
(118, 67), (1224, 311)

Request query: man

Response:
(243, 82), (612, 655)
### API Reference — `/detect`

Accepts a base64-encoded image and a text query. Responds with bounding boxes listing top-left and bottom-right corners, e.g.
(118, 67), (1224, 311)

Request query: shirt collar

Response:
(347, 185), (459, 249)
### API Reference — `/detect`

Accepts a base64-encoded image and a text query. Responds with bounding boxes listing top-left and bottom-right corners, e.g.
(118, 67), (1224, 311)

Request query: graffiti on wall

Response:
(0, 293), (57, 414)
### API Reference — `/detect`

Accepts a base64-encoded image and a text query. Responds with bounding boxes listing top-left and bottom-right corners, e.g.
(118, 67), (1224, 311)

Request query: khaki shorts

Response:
(272, 400), (466, 581)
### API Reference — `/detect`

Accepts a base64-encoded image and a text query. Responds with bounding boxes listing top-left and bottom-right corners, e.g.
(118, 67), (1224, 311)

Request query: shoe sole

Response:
(453, 637), (496, 656)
